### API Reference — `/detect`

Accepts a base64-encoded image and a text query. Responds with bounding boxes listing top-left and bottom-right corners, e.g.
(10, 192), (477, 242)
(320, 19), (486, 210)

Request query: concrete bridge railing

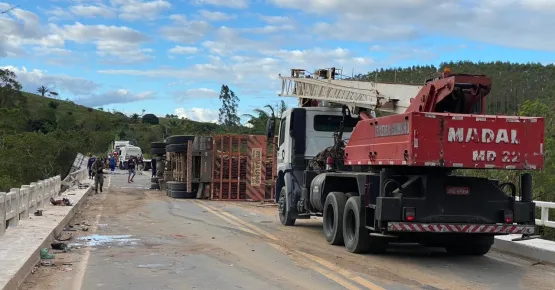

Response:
(536, 201), (555, 229)
(0, 167), (88, 236)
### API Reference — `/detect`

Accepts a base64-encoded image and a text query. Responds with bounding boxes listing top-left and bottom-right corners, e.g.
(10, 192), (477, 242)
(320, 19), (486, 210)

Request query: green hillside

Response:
(0, 69), (259, 191)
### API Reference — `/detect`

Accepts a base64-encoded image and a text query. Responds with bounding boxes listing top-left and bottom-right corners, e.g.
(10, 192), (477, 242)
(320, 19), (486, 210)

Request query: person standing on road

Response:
(92, 157), (105, 193)
(109, 154), (116, 174)
(87, 154), (96, 180)
(128, 156), (137, 183)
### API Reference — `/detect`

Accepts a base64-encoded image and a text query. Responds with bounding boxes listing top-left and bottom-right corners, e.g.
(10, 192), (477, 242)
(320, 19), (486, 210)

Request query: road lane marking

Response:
(267, 242), (361, 290)
(197, 201), (384, 290)
(194, 201), (258, 235)
(296, 251), (385, 290)
(197, 201), (279, 241)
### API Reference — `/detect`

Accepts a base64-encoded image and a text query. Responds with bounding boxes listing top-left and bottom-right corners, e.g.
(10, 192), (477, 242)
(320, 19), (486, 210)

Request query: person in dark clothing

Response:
(87, 154), (96, 179)
(92, 157), (104, 193)
(128, 156), (136, 183)
(151, 158), (157, 177)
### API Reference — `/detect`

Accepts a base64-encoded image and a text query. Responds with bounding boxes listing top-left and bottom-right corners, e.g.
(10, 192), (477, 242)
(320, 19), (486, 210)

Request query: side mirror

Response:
(266, 118), (275, 139)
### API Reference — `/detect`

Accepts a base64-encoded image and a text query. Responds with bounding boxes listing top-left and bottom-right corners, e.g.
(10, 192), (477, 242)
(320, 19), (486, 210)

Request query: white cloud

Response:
(201, 26), (274, 55)
(242, 25), (295, 34)
(160, 15), (212, 44)
(168, 46), (199, 54)
(50, 22), (152, 63)
(193, 0), (248, 9)
(51, 22), (148, 43)
(69, 4), (116, 18)
(267, 0), (555, 51)
(114, 0), (172, 21)
(174, 107), (219, 123)
(173, 88), (219, 101)
(1, 65), (99, 95)
(0, 6), (64, 57)
(98, 47), (376, 95)
(258, 15), (290, 24)
(75, 89), (154, 107)
(198, 10), (236, 21)
(2, 66), (151, 107)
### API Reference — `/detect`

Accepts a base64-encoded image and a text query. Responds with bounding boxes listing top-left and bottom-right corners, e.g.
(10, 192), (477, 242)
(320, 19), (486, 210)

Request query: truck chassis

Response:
(277, 167), (536, 255)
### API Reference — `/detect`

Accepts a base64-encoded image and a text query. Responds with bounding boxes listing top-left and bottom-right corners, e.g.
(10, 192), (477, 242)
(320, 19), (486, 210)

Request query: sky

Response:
(1, 0), (554, 123)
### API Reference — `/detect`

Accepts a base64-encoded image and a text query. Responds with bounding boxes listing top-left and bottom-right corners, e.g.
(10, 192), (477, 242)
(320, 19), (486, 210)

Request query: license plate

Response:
(446, 186), (470, 195)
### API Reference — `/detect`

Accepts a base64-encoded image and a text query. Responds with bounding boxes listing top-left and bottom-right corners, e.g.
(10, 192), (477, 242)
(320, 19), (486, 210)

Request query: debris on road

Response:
(51, 242), (68, 251)
(50, 197), (73, 206)
(40, 248), (55, 259)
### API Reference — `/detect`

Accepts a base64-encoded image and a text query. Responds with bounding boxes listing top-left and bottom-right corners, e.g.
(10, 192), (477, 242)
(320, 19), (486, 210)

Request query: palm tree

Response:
(130, 113), (140, 123)
(37, 86), (49, 97)
(243, 101), (288, 134)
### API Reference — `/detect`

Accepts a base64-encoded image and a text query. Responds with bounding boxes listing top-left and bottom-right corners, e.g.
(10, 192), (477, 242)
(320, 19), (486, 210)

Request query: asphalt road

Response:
(22, 169), (555, 290)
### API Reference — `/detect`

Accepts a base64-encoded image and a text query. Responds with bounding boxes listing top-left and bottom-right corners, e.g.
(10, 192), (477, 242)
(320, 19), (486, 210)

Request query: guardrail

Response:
(0, 167), (88, 237)
(536, 201), (555, 229)
(0, 176), (61, 236)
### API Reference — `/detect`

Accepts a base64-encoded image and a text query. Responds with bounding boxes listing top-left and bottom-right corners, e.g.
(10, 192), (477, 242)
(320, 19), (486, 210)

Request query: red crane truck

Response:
(266, 67), (543, 255)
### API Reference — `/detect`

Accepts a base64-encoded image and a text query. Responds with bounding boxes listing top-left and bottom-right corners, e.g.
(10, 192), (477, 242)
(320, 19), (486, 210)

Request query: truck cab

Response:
(119, 145), (143, 169)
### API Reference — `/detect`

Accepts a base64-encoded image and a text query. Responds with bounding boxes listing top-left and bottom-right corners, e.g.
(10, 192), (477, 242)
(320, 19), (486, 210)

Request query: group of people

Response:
(86, 153), (144, 193)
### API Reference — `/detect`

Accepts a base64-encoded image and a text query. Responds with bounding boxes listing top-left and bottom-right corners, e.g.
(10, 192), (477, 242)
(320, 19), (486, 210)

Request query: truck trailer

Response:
(266, 67), (543, 255)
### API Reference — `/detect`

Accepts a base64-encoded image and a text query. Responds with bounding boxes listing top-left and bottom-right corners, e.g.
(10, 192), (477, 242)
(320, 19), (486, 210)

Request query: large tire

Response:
(151, 177), (159, 183)
(278, 187), (296, 226)
(150, 183), (160, 190)
(151, 142), (166, 148)
(343, 196), (388, 254)
(167, 181), (187, 191)
(151, 148), (166, 155)
(323, 192), (347, 245)
(166, 135), (195, 145)
(445, 236), (493, 256)
(170, 190), (196, 199)
(166, 144), (187, 153)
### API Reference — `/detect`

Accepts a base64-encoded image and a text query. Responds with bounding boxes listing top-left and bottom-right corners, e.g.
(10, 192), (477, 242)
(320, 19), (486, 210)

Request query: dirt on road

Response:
(20, 178), (555, 290)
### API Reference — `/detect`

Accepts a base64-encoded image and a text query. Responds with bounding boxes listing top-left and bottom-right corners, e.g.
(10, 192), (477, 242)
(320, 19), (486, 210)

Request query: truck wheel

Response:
(343, 196), (370, 253)
(278, 187), (296, 226)
(323, 192), (347, 245)
(343, 196), (387, 254)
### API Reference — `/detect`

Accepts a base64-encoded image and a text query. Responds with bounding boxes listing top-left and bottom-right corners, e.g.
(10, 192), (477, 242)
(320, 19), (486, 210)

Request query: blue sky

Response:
(1, 0), (553, 123)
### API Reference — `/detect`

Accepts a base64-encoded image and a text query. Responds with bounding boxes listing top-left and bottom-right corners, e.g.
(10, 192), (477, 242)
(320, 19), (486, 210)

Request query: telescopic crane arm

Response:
(279, 67), (493, 117)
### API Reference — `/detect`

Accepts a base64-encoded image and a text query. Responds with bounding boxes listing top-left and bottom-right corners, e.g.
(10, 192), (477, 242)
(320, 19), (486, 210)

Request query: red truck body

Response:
(345, 112), (545, 170)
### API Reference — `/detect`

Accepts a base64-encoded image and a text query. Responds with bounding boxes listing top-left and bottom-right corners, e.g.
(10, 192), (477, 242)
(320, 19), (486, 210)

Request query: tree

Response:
(130, 113), (140, 123)
(37, 86), (49, 97)
(48, 91), (59, 99)
(48, 101), (59, 109)
(0, 68), (25, 109)
(243, 101), (288, 134)
(142, 113), (159, 125)
(218, 84), (240, 127)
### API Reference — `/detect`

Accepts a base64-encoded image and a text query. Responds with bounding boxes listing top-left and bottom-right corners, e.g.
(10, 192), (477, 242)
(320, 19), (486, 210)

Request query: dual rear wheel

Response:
(323, 192), (387, 254)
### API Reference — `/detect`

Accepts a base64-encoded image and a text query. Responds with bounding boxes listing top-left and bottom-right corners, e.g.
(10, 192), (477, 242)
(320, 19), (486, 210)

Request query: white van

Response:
(119, 145), (143, 169)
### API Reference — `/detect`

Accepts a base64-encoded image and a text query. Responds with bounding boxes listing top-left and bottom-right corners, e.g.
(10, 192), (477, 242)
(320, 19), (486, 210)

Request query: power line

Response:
(1, 5), (19, 14)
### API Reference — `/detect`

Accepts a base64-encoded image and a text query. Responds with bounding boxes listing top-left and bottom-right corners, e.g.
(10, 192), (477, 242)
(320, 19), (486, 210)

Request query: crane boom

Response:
(279, 68), (423, 114)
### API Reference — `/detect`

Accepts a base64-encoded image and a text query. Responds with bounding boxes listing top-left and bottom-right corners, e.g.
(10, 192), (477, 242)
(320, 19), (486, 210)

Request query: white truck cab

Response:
(267, 106), (358, 205)
(119, 145), (143, 169)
